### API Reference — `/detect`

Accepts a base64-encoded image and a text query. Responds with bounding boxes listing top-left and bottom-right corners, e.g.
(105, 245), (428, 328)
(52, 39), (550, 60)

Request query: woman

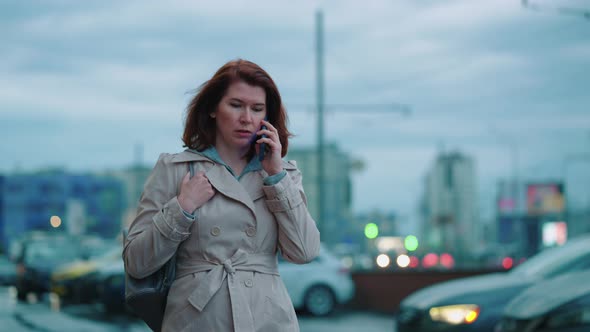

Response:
(123, 59), (321, 332)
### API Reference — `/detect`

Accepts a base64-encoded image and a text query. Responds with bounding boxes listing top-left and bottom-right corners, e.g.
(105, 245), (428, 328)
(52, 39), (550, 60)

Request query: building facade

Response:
(105, 164), (152, 229)
(286, 143), (354, 246)
(421, 151), (478, 265)
(0, 170), (125, 251)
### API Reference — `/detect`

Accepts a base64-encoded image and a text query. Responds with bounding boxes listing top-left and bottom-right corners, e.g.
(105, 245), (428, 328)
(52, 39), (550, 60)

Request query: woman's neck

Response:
(215, 144), (248, 175)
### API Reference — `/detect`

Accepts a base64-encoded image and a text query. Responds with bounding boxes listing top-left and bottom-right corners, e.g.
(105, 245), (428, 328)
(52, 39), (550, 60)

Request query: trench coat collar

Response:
(170, 149), (298, 171)
(170, 149), (297, 217)
(170, 149), (215, 164)
(171, 149), (263, 216)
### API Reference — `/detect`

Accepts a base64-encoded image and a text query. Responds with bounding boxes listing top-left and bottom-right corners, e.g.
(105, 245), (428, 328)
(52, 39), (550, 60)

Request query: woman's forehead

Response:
(224, 81), (266, 104)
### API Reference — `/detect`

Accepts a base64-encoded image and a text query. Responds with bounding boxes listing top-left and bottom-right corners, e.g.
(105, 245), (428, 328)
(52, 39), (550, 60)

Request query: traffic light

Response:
(364, 223), (379, 239)
(404, 235), (419, 251)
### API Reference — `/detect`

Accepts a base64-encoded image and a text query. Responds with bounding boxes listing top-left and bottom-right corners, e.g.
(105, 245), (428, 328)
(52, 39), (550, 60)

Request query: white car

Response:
(279, 245), (355, 316)
(101, 245), (355, 316)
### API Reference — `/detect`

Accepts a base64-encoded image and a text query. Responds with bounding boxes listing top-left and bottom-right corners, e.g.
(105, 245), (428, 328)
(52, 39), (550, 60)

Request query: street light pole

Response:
(316, 10), (326, 236)
(313, 10), (412, 243)
(563, 154), (590, 235)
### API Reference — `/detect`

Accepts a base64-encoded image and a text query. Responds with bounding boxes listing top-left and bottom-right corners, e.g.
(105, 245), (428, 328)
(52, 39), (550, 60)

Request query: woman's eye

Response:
(253, 108), (264, 112)
(230, 102), (241, 108)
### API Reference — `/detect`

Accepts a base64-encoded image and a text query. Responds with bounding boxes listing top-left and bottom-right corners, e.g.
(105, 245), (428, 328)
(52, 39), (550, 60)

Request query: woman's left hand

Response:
(256, 119), (283, 175)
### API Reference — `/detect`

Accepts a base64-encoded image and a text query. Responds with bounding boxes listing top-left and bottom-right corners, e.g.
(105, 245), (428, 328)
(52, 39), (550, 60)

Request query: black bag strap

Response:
(189, 162), (195, 179)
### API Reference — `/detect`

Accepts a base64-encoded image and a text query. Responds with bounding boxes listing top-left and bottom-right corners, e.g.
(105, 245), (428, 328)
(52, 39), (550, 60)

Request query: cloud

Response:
(1, 0), (589, 216)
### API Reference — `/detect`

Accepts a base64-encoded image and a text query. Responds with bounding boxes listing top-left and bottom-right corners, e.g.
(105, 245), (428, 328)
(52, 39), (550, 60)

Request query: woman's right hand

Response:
(177, 171), (215, 213)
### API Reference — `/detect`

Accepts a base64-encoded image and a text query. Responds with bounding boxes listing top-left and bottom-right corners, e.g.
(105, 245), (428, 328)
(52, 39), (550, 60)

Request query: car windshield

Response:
(24, 240), (80, 264)
(510, 237), (590, 278)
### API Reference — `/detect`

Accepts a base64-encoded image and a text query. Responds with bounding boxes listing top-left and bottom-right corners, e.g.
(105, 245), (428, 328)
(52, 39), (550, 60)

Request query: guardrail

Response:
(349, 269), (507, 313)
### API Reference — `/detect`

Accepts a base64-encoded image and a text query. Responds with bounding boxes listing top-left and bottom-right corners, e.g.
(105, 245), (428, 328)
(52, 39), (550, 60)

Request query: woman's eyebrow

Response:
(228, 97), (265, 106)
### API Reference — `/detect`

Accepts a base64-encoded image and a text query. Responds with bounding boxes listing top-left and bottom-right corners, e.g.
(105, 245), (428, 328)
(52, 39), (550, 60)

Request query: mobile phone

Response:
(258, 119), (268, 161)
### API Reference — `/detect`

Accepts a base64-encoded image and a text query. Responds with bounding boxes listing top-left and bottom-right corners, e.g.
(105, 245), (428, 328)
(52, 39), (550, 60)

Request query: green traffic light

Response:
(405, 235), (418, 251)
(364, 223), (379, 239)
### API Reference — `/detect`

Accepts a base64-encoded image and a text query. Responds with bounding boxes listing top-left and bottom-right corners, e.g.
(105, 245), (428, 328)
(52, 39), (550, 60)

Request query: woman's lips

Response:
(235, 130), (253, 138)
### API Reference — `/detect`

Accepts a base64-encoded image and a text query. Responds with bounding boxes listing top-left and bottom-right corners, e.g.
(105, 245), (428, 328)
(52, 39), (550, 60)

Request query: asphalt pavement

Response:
(0, 287), (395, 332)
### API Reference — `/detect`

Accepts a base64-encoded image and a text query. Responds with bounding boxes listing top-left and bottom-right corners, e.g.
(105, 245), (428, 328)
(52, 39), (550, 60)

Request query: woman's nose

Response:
(240, 109), (253, 123)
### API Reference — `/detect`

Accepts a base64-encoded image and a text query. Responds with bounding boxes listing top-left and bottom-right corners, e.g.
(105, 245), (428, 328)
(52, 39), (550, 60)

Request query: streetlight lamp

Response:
(522, 0), (590, 21)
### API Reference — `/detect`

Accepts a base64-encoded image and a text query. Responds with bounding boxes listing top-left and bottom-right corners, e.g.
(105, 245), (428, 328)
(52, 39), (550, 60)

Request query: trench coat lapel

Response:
(241, 171), (265, 201)
(205, 165), (259, 217)
(172, 149), (266, 215)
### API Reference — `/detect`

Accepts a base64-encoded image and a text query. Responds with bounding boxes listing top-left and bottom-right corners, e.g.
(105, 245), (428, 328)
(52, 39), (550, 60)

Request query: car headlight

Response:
(429, 304), (480, 325)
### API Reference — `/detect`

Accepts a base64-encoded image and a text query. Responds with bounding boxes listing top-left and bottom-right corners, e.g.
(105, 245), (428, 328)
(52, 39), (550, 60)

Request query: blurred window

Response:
(7, 183), (23, 193)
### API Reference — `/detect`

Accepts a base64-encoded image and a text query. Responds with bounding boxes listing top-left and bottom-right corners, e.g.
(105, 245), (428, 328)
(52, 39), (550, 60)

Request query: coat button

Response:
(244, 279), (253, 287)
(211, 226), (221, 236)
(246, 226), (256, 237)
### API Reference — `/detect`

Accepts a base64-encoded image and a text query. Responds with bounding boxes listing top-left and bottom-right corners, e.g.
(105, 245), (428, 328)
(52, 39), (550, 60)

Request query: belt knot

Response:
(223, 259), (235, 274)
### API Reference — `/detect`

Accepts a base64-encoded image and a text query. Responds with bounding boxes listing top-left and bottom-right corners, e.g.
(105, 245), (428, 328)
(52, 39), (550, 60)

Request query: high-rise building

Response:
(105, 164), (152, 229)
(420, 151), (478, 265)
(286, 143), (354, 246)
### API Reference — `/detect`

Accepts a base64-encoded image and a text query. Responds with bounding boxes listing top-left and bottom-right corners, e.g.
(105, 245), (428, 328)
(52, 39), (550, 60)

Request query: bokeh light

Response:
(364, 223), (379, 239)
(404, 235), (419, 251)
(376, 254), (390, 268)
(396, 254), (410, 268)
(50, 216), (62, 228)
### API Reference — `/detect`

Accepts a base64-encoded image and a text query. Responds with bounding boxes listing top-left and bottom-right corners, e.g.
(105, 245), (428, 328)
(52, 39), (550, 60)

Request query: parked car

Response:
(14, 234), (81, 301)
(95, 244), (354, 316)
(396, 234), (590, 332)
(50, 244), (121, 305)
(95, 260), (128, 313)
(278, 245), (355, 316)
(494, 269), (590, 332)
(0, 255), (17, 286)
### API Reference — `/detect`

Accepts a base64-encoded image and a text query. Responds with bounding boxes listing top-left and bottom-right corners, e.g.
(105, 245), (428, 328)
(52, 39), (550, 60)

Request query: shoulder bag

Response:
(124, 162), (195, 332)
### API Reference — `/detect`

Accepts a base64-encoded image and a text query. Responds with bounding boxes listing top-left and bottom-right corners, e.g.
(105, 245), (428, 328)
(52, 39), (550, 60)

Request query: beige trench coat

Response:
(123, 150), (321, 332)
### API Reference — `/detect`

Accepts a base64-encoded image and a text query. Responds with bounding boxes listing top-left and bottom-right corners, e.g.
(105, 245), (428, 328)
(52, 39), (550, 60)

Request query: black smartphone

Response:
(258, 118), (268, 161)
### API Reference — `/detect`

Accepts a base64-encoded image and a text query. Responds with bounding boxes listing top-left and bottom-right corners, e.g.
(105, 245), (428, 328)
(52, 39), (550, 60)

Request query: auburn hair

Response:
(182, 59), (292, 158)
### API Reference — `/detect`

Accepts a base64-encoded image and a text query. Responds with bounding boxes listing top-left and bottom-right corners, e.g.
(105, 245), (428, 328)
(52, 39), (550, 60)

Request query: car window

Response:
(510, 237), (590, 278)
(278, 252), (322, 264)
(24, 239), (80, 264)
(543, 253), (590, 279)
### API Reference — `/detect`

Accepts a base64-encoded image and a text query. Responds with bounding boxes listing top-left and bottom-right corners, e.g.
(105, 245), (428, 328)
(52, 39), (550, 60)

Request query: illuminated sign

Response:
(526, 183), (565, 215)
(542, 221), (567, 247)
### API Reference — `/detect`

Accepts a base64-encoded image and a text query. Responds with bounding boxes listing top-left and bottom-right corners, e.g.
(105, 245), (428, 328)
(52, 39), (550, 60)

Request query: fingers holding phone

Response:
(256, 119), (282, 175)
(258, 123), (267, 161)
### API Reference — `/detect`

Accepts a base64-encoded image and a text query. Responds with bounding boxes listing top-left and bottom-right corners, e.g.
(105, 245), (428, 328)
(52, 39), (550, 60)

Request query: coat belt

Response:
(175, 249), (280, 332)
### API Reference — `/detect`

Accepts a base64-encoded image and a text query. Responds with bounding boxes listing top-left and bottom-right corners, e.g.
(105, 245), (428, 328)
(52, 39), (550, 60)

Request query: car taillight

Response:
(16, 263), (26, 276)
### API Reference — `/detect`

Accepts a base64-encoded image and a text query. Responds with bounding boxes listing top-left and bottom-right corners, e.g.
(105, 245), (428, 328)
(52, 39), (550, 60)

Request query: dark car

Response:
(95, 260), (127, 313)
(14, 234), (81, 301)
(494, 270), (590, 332)
(50, 244), (121, 305)
(396, 234), (590, 332)
(0, 255), (17, 286)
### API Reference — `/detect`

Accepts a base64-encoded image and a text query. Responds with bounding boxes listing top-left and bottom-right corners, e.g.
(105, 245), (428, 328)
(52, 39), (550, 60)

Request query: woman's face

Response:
(213, 80), (267, 154)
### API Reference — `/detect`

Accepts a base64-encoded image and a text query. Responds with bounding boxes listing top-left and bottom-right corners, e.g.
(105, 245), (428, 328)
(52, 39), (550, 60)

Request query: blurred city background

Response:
(1, 0), (589, 331)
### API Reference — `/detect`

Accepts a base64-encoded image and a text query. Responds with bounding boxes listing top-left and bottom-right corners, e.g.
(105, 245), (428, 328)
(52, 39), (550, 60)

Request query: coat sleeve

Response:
(123, 153), (194, 279)
(262, 167), (320, 264)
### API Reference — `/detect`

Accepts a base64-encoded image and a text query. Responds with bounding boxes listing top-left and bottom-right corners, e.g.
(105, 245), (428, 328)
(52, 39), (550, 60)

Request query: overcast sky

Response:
(2, 0), (589, 230)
